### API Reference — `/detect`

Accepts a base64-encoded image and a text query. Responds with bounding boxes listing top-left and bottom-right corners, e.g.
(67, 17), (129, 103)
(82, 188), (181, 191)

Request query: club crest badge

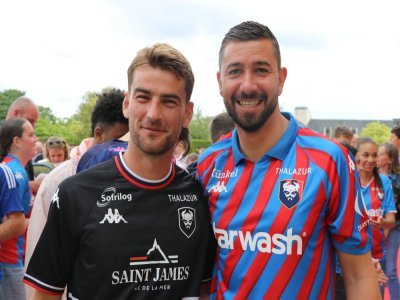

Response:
(178, 207), (196, 238)
(279, 179), (304, 209)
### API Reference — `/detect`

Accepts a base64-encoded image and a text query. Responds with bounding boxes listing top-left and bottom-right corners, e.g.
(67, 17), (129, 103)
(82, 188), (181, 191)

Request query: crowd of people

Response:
(0, 21), (399, 300)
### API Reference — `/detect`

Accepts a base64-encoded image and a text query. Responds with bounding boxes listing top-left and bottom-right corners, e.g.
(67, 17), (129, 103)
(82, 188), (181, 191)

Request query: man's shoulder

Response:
(297, 126), (347, 158)
(61, 159), (117, 189)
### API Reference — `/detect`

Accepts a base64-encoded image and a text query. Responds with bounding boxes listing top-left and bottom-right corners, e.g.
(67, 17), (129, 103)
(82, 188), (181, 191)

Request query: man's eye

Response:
(136, 95), (148, 100)
(228, 69), (241, 75)
(256, 68), (269, 74)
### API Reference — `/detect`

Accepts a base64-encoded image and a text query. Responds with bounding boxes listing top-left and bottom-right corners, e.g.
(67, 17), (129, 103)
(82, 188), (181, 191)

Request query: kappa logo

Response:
(14, 171), (24, 180)
(208, 181), (227, 193)
(99, 208), (128, 224)
(130, 238), (178, 266)
(348, 154), (355, 172)
(279, 179), (304, 209)
(52, 188), (60, 209)
(178, 207), (196, 238)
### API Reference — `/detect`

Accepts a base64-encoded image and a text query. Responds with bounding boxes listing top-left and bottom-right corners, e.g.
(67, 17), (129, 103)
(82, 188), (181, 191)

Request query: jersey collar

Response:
(114, 152), (175, 190)
(232, 112), (299, 164)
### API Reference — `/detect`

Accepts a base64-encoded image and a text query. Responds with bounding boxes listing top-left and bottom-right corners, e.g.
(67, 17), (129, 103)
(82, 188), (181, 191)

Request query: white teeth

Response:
(238, 100), (260, 107)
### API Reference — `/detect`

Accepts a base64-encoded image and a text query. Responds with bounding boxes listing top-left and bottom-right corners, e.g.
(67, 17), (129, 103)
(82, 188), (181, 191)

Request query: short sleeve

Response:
(23, 185), (74, 295)
(0, 165), (24, 216)
(327, 149), (371, 255)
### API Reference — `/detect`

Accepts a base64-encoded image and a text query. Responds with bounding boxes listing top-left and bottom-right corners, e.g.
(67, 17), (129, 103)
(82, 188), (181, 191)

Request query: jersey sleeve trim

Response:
(23, 274), (64, 295)
(0, 164), (17, 188)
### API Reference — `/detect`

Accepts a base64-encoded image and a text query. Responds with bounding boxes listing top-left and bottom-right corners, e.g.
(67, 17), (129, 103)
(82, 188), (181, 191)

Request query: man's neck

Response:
(122, 144), (173, 180)
(236, 112), (289, 162)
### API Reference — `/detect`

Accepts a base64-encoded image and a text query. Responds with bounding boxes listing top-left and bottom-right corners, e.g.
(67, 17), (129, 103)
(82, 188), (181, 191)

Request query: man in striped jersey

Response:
(197, 21), (380, 299)
(0, 163), (25, 298)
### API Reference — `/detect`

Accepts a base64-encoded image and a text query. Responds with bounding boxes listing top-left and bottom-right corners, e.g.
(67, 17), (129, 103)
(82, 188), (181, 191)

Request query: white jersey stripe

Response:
(24, 273), (65, 291)
(0, 164), (17, 188)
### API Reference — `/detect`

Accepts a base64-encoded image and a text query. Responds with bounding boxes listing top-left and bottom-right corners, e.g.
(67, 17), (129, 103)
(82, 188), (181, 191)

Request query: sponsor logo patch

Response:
(178, 207), (196, 238)
(279, 179), (304, 209)
(97, 187), (132, 207)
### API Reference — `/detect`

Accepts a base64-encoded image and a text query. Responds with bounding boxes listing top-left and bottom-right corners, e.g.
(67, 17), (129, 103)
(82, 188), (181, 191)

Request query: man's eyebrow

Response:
(161, 93), (182, 102)
(254, 60), (273, 68)
(226, 62), (241, 69)
(133, 87), (151, 94)
(134, 88), (182, 102)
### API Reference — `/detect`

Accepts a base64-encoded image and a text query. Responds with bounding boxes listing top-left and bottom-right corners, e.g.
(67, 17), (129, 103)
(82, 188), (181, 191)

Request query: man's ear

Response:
(217, 71), (223, 97)
(123, 91), (130, 119)
(94, 127), (104, 144)
(183, 101), (194, 128)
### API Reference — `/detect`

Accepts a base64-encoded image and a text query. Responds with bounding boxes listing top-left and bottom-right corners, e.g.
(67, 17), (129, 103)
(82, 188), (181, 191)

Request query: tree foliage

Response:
(1, 87), (218, 150)
(67, 91), (99, 143)
(189, 108), (212, 140)
(360, 121), (391, 144)
(0, 89), (25, 120)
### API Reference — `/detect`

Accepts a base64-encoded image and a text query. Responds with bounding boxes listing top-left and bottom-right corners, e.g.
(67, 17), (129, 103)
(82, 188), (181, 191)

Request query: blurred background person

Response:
(332, 125), (354, 146)
(390, 126), (400, 156)
(0, 117), (37, 300)
(377, 142), (400, 299)
(39, 136), (69, 167)
(32, 141), (44, 163)
(173, 139), (189, 169)
(209, 111), (235, 144)
(75, 88), (129, 173)
(350, 134), (359, 148)
(187, 112), (234, 175)
(356, 138), (396, 297)
(5, 96), (42, 195)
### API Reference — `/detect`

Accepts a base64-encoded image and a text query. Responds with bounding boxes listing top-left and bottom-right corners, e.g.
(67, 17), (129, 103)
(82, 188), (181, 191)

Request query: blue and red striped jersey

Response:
(361, 174), (396, 260)
(197, 113), (371, 300)
(0, 154), (32, 267)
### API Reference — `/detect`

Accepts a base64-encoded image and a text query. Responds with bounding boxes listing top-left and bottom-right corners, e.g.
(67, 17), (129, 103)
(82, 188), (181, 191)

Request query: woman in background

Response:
(40, 136), (69, 166)
(356, 138), (396, 297)
(0, 117), (37, 300)
(377, 142), (400, 299)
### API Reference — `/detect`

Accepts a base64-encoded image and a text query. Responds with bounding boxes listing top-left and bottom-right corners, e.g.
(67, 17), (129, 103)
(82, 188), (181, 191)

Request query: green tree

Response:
(0, 89), (25, 120)
(360, 121), (391, 144)
(35, 106), (75, 143)
(68, 91), (99, 142)
(189, 108), (213, 140)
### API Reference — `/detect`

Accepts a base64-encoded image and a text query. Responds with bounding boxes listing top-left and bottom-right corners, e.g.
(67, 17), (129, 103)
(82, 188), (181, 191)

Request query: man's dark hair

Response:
(91, 88), (128, 135)
(219, 21), (281, 69)
(391, 125), (400, 139)
(210, 112), (235, 143)
(333, 126), (353, 139)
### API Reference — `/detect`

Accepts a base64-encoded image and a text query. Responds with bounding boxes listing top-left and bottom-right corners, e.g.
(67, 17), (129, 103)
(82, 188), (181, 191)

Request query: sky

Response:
(1, 0), (399, 120)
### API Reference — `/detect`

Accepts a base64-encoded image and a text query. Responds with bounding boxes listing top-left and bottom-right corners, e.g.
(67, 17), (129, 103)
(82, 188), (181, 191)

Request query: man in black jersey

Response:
(24, 43), (215, 300)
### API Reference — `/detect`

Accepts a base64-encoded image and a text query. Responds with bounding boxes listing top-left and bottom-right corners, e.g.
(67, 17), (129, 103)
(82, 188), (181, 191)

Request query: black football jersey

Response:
(24, 153), (215, 299)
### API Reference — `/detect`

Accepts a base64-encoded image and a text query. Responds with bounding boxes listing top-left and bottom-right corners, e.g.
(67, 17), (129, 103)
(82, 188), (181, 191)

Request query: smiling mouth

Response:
(237, 99), (262, 107)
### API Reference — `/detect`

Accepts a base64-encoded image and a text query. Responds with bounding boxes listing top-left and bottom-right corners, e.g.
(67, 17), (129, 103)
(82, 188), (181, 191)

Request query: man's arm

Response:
(338, 251), (381, 300)
(31, 290), (61, 300)
(0, 211), (25, 242)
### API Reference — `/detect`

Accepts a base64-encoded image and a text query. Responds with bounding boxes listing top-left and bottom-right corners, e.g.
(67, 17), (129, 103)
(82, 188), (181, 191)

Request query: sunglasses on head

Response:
(48, 140), (65, 146)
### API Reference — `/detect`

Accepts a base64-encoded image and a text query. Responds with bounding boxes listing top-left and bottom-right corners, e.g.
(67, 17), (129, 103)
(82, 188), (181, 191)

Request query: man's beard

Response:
(225, 91), (278, 132)
(131, 122), (177, 156)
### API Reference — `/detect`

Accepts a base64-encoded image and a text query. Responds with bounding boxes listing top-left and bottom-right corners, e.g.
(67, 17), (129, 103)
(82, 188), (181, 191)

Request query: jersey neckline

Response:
(114, 152), (175, 190)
